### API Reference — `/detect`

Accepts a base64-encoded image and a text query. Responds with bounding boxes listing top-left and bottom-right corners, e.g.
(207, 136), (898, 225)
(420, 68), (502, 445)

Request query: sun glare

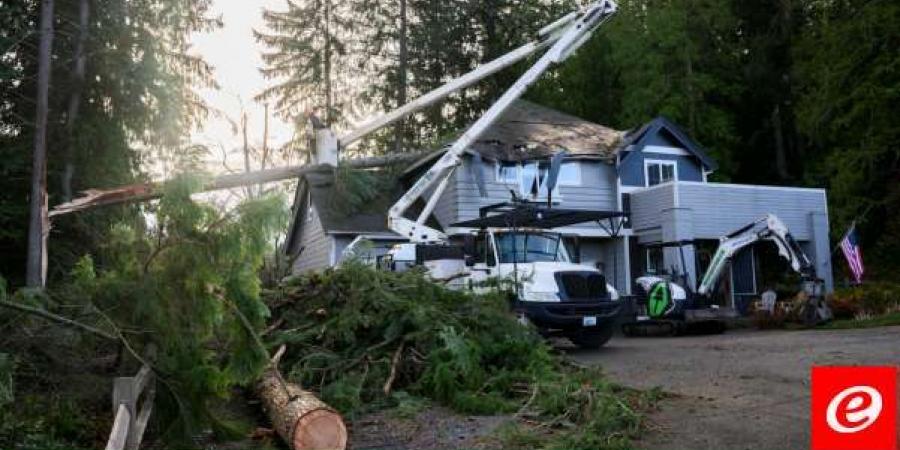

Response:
(189, 0), (294, 174)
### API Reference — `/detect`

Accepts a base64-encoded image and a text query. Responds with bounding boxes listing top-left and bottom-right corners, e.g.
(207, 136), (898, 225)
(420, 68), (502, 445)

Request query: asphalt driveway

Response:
(571, 326), (900, 450)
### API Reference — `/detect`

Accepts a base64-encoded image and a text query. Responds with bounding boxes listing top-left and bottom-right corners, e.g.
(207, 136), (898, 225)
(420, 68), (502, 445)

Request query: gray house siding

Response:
(630, 183), (675, 237)
(677, 183), (827, 241)
(447, 158), (618, 230)
(578, 238), (627, 292)
(619, 152), (705, 187)
(291, 205), (334, 273)
(333, 235), (354, 264)
(630, 181), (833, 292)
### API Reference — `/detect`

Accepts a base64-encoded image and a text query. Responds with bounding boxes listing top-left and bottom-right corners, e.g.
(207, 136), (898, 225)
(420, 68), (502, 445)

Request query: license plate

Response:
(637, 315), (650, 322)
(582, 316), (597, 327)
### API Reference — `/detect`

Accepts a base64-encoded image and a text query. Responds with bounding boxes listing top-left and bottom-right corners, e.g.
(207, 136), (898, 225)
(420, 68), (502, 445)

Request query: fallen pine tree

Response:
(263, 261), (658, 449)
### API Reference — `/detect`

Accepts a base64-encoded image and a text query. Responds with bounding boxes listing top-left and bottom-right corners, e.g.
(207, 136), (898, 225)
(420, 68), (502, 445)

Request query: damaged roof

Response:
(402, 100), (626, 176)
(470, 100), (625, 162)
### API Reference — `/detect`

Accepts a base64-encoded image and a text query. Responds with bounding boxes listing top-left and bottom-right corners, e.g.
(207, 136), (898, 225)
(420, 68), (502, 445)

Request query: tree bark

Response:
(49, 151), (432, 216)
(26, 0), (55, 288)
(324, 0), (333, 124)
(392, 0), (408, 153)
(242, 112), (253, 198)
(256, 368), (347, 450)
(259, 104), (270, 197)
(61, 0), (90, 202)
(772, 105), (791, 180)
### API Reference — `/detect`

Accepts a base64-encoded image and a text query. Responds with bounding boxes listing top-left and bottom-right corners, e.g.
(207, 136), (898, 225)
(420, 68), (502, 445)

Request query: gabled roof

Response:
(618, 116), (718, 171)
(285, 165), (440, 254)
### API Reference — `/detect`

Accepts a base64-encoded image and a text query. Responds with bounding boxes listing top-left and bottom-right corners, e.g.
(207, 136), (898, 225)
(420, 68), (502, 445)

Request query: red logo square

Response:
(812, 366), (897, 450)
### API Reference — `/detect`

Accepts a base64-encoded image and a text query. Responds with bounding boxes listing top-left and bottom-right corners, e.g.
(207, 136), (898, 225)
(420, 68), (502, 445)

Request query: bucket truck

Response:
(623, 214), (833, 336)
(313, 1), (624, 348)
(384, 1), (623, 348)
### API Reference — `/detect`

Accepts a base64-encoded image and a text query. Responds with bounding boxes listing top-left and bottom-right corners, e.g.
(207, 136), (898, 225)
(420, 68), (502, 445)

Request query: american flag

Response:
(840, 224), (864, 284)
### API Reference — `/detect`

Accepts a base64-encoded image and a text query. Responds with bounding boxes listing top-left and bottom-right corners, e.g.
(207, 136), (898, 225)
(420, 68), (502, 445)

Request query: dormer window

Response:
(644, 160), (677, 187)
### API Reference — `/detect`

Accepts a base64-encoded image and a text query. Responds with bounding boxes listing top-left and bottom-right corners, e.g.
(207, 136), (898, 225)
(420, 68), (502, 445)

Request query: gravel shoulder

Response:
(570, 326), (900, 450)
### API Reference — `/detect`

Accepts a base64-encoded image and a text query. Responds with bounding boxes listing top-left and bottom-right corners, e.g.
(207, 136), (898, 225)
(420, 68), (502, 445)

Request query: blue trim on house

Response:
(619, 117), (719, 172)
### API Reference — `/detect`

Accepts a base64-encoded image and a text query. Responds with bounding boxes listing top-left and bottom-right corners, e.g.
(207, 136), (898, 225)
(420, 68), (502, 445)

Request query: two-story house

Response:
(286, 101), (833, 314)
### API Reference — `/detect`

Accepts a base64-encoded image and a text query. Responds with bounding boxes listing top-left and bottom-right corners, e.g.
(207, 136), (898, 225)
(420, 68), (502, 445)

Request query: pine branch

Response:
(0, 299), (117, 341)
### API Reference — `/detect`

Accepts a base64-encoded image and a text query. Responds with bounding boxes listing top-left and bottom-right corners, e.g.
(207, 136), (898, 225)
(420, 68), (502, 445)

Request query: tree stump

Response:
(256, 369), (347, 450)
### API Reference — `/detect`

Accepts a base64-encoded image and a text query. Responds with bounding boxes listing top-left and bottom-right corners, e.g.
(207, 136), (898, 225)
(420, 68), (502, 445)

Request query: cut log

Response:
(256, 368), (347, 450)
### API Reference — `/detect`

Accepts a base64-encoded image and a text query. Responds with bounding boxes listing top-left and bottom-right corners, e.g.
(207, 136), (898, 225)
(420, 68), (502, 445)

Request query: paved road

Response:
(571, 326), (900, 450)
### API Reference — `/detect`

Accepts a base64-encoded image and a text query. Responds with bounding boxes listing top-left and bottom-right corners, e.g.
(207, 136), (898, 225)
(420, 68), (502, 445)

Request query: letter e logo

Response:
(812, 366), (897, 450)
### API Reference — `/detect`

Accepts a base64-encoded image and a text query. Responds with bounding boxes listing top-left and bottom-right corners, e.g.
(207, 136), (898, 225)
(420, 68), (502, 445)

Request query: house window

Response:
(496, 161), (518, 184)
(645, 160), (677, 187)
(496, 159), (573, 200)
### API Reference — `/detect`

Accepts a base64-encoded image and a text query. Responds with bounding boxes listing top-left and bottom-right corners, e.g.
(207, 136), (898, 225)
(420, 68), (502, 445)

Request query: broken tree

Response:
(49, 151), (431, 217)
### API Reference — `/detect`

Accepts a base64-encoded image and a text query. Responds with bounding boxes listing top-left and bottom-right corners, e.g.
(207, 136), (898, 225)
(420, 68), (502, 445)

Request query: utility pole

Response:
(26, 0), (55, 288)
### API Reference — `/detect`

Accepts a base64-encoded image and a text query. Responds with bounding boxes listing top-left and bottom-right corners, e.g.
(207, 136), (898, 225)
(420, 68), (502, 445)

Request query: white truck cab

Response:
(383, 223), (623, 348)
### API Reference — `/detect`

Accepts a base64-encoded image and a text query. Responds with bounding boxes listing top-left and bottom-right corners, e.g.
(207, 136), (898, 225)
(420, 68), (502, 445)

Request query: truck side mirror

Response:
(463, 235), (477, 256)
(465, 255), (476, 267)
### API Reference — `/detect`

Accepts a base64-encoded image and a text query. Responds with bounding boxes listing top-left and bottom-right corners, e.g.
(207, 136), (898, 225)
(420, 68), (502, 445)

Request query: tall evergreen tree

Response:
(794, 0), (900, 275)
(0, 0), (220, 284)
(256, 0), (355, 126)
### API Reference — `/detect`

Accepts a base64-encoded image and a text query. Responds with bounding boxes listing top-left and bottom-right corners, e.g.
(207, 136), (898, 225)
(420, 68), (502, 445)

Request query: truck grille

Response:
(556, 272), (608, 301)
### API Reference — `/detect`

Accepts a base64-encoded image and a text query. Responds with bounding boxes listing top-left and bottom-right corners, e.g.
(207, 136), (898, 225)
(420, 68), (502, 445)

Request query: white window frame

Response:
(495, 161), (519, 185)
(494, 159), (568, 201)
(644, 159), (678, 187)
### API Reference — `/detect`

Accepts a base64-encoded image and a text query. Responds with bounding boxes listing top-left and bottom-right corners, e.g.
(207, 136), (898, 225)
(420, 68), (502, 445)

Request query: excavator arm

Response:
(697, 214), (815, 296)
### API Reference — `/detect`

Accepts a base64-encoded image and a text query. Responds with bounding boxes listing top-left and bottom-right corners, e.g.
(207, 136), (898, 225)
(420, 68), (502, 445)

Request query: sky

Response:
(189, 0), (294, 174)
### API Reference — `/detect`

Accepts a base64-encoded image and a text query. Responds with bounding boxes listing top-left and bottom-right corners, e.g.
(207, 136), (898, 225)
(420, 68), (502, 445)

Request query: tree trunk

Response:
(256, 368), (347, 450)
(26, 0), (55, 288)
(62, 0), (90, 202)
(49, 151), (430, 216)
(324, 0), (333, 124)
(242, 112), (253, 198)
(392, 0), (408, 153)
(259, 104), (270, 197)
(772, 105), (791, 180)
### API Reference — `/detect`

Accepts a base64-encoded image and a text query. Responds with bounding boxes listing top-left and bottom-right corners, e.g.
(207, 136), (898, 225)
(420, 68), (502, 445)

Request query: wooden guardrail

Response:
(104, 363), (156, 450)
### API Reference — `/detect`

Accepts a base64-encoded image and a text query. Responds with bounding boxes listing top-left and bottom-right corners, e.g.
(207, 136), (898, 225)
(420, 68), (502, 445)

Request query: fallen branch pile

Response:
(264, 262), (654, 449)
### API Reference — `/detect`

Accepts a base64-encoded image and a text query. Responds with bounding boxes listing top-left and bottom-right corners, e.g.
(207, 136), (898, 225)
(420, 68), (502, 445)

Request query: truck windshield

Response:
(495, 232), (568, 263)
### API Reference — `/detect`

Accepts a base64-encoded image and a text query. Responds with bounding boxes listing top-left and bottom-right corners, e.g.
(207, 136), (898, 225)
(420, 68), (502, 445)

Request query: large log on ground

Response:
(257, 368), (347, 450)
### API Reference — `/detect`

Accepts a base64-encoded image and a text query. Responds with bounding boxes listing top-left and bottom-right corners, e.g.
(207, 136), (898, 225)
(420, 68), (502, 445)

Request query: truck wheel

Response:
(570, 327), (614, 349)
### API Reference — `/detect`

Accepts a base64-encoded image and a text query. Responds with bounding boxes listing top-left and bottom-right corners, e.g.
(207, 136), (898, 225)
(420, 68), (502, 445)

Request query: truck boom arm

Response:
(388, 1), (618, 242)
(697, 214), (815, 296)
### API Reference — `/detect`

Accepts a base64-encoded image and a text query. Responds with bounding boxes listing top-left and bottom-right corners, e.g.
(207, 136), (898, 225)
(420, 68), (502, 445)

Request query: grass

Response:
(818, 312), (900, 330)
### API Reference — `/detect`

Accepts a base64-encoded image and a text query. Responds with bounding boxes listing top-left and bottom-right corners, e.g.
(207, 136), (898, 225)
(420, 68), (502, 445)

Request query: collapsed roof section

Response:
(402, 100), (625, 177)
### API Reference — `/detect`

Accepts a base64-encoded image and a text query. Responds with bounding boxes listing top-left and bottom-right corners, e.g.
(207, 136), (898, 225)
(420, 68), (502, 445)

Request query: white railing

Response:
(105, 363), (156, 450)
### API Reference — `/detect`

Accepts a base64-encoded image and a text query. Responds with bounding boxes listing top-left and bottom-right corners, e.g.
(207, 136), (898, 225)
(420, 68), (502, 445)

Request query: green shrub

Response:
(829, 281), (900, 319)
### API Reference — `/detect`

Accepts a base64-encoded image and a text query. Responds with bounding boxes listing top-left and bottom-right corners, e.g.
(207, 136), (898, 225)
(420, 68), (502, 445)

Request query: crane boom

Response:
(388, 0), (618, 242)
(333, 4), (600, 149)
